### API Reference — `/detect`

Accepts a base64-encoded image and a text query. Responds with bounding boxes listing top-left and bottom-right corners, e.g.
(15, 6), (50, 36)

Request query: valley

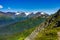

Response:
(0, 9), (60, 40)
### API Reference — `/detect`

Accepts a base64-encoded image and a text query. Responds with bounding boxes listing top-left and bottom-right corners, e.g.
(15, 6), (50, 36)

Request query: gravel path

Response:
(25, 22), (48, 40)
(57, 32), (60, 40)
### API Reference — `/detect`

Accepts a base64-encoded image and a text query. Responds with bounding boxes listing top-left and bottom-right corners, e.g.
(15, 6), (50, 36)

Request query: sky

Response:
(0, 0), (60, 14)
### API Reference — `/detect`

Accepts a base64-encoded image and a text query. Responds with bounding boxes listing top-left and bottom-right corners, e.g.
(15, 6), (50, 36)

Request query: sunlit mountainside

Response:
(0, 0), (60, 40)
(0, 11), (48, 40)
(0, 9), (60, 40)
(30, 9), (60, 40)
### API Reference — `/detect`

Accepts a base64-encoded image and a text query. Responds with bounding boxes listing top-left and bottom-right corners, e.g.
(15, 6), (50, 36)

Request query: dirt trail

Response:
(25, 22), (48, 40)
(57, 32), (60, 40)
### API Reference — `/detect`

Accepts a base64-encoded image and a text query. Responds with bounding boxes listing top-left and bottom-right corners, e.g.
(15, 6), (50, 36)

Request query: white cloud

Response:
(0, 5), (3, 9)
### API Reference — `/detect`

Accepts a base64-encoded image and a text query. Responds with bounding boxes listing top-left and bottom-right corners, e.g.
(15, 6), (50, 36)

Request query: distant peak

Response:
(56, 9), (60, 15)
(41, 12), (44, 14)
(15, 12), (20, 15)
(57, 9), (60, 12)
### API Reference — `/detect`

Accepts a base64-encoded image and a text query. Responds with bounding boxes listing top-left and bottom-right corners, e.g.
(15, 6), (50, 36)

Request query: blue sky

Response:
(0, 0), (60, 14)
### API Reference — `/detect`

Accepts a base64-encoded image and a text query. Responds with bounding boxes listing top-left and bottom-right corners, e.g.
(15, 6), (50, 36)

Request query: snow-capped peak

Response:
(25, 12), (31, 16)
(15, 12), (20, 15)
(41, 12), (44, 14)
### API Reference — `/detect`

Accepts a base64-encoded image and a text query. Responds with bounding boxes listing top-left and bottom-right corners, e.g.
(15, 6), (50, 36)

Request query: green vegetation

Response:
(0, 27), (35, 40)
(1, 10), (60, 40)
(0, 16), (45, 40)
(3, 17), (45, 33)
(34, 10), (60, 40)
(0, 15), (14, 25)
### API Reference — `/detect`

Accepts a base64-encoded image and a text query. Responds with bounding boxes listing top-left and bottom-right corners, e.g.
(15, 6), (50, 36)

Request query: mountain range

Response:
(0, 11), (48, 26)
(0, 9), (60, 40)
(26, 9), (60, 40)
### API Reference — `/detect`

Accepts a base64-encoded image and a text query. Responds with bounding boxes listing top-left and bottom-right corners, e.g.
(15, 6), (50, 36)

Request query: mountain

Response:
(0, 9), (59, 40)
(0, 14), (46, 40)
(33, 9), (60, 40)
(6, 12), (16, 16)
(0, 11), (27, 26)
(27, 12), (35, 18)
(0, 11), (49, 18)
(0, 11), (48, 26)
(0, 11), (49, 40)
(35, 12), (48, 18)
(27, 12), (49, 18)
(0, 11), (26, 17)
(15, 12), (26, 17)
(0, 11), (15, 16)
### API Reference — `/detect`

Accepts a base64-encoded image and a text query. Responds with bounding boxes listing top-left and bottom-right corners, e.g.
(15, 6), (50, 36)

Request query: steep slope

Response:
(0, 15), (46, 40)
(0, 11), (48, 26)
(25, 22), (48, 40)
(0, 15), (28, 27)
(34, 9), (60, 40)
(0, 11), (27, 27)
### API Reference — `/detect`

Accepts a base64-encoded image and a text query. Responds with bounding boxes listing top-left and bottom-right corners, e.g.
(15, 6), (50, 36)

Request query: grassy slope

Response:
(1, 17), (45, 33)
(34, 12), (60, 40)
(0, 15), (16, 26)
(0, 17), (45, 40)
(0, 15), (27, 25)
(0, 27), (35, 40)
